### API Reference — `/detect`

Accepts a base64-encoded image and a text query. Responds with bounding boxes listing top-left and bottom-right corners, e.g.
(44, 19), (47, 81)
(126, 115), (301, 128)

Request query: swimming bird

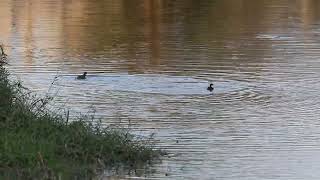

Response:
(76, 72), (87, 79)
(207, 83), (214, 92)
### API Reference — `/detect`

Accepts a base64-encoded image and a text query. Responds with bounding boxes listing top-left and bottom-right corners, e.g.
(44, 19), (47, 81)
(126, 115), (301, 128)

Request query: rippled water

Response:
(1, 0), (320, 179)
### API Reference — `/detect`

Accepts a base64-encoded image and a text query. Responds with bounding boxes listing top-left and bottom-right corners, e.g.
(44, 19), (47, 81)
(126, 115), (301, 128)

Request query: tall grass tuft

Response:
(0, 56), (162, 179)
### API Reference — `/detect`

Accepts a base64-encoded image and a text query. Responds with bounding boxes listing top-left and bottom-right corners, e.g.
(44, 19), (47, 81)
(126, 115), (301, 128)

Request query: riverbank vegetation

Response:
(0, 48), (162, 179)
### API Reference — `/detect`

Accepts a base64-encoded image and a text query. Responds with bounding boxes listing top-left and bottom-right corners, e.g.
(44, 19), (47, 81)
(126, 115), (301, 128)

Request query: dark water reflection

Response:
(1, 0), (320, 179)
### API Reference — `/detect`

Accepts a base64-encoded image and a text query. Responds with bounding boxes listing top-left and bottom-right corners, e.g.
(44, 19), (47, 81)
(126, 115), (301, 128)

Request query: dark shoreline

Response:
(0, 62), (162, 179)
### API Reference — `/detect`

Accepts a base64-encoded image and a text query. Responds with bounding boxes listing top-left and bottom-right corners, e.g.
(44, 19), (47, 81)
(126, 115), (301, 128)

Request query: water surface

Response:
(1, 0), (320, 179)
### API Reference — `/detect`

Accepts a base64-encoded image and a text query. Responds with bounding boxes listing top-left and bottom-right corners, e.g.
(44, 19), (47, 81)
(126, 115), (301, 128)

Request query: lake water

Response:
(1, 0), (320, 179)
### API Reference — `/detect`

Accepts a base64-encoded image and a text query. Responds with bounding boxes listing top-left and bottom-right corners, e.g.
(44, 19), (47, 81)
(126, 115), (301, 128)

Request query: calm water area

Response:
(1, 0), (320, 179)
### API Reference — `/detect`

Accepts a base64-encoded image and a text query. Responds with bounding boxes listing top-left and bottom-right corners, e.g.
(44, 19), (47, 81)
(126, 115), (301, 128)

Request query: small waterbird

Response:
(207, 83), (214, 92)
(76, 72), (87, 79)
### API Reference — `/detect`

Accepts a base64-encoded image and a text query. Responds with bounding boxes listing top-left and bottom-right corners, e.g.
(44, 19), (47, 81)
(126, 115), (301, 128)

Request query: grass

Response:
(0, 58), (162, 179)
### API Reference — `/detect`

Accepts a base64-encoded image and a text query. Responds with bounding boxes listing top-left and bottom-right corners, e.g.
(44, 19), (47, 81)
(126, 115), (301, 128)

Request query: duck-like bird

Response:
(207, 83), (214, 92)
(77, 72), (87, 79)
